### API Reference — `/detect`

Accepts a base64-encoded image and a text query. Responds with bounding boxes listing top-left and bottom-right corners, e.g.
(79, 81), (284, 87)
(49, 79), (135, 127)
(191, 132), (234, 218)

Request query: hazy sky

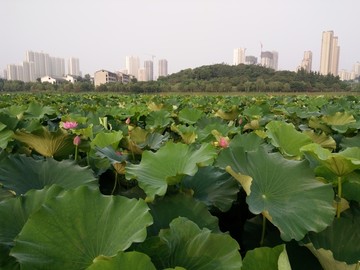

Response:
(1, 0), (360, 76)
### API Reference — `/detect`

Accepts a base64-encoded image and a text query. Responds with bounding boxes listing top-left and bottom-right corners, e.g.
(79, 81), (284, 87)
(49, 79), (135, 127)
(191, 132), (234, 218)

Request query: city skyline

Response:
(1, 0), (360, 77)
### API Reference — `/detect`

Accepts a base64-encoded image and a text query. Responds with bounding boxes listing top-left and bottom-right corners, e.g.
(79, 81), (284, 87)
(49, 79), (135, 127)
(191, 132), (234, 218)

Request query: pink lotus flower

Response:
(62, 121), (78, 129)
(73, 135), (81, 146)
(218, 137), (229, 148)
(125, 117), (131, 125)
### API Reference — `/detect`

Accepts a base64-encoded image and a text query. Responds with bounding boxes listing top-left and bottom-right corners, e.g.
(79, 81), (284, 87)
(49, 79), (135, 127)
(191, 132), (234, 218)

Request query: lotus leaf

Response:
(86, 251), (156, 270)
(13, 127), (74, 158)
(266, 121), (312, 158)
(182, 166), (239, 212)
(242, 244), (291, 270)
(0, 186), (64, 266)
(0, 155), (97, 195)
(126, 142), (217, 201)
(147, 193), (220, 236)
(301, 144), (360, 176)
(178, 107), (204, 124)
(303, 130), (336, 150)
(0, 123), (13, 149)
(24, 102), (56, 119)
(138, 217), (242, 270)
(304, 204), (360, 266)
(216, 146), (335, 241)
(90, 130), (123, 149)
(146, 110), (172, 131)
(11, 186), (153, 269)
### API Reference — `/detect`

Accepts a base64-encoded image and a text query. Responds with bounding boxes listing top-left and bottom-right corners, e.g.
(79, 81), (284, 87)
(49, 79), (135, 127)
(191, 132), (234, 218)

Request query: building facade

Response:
(158, 59), (168, 77)
(245, 56), (257, 65)
(68, 57), (81, 76)
(298, 51), (313, 72)
(144, 60), (154, 81)
(233, 48), (246, 65)
(126, 56), (140, 79)
(260, 51), (278, 70)
(94, 70), (118, 86)
(319, 31), (340, 76)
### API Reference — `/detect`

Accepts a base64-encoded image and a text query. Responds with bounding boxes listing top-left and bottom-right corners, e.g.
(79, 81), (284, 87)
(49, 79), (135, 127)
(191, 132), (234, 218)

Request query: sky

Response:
(1, 0), (360, 77)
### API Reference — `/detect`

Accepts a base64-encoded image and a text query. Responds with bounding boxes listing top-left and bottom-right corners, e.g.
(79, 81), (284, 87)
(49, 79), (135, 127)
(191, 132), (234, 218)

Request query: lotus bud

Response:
(125, 117), (131, 125)
(218, 137), (229, 148)
(73, 135), (81, 146)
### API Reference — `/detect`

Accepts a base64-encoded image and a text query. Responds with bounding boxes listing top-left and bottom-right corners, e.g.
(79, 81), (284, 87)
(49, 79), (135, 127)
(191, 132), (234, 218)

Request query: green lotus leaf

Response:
(301, 143), (360, 176)
(340, 133), (360, 148)
(303, 130), (336, 150)
(216, 145), (335, 241)
(178, 107), (204, 124)
(147, 193), (220, 236)
(0, 123), (13, 149)
(138, 217), (242, 270)
(0, 155), (97, 195)
(322, 112), (356, 126)
(13, 127), (74, 158)
(142, 132), (169, 150)
(126, 142), (217, 201)
(266, 121), (312, 158)
(309, 117), (332, 133)
(146, 110), (172, 131)
(11, 186), (153, 269)
(304, 205), (360, 266)
(243, 105), (263, 119)
(242, 244), (291, 270)
(91, 130), (123, 149)
(182, 166), (239, 212)
(196, 117), (237, 142)
(215, 106), (239, 120)
(0, 186), (64, 266)
(229, 132), (265, 152)
(128, 126), (148, 144)
(0, 186), (15, 202)
(24, 102), (56, 119)
(164, 267), (187, 270)
(0, 105), (27, 120)
(342, 172), (360, 202)
(86, 251), (156, 270)
(305, 244), (358, 270)
(171, 124), (197, 144)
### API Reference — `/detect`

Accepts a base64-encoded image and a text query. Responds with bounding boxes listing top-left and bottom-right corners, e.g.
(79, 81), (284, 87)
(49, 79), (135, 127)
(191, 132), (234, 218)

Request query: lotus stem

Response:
(336, 176), (342, 218)
(74, 145), (78, 161)
(111, 172), (118, 195)
(260, 214), (266, 247)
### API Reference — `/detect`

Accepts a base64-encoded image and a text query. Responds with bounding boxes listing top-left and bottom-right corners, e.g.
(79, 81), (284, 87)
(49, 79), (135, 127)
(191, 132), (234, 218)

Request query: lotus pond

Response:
(0, 93), (359, 270)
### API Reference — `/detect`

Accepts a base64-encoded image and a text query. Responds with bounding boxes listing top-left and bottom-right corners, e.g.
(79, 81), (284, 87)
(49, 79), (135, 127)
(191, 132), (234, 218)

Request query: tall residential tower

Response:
(319, 31), (340, 76)
(233, 48), (246, 65)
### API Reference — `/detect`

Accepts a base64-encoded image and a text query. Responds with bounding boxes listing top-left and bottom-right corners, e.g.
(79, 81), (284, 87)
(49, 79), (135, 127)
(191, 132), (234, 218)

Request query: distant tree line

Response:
(0, 64), (359, 93)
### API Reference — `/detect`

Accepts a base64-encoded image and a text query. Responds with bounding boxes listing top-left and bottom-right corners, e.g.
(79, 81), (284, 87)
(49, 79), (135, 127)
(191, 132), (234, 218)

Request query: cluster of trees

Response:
(0, 64), (358, 93)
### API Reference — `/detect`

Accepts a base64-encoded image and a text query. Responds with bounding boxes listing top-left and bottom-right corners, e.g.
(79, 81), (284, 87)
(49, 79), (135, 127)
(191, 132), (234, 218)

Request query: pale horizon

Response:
(1, 0), (360, 77)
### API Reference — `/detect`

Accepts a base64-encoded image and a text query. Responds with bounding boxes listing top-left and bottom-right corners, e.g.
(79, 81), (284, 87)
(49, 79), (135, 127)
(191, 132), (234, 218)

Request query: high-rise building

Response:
(7, 64), (18, 80)
(158, 59), (168, 77)
(22, 61), (35, 82)
(298, 51), (313, 72)
(138, 68), (146, 82)
(68, 57), (80, 76)
(261, 51), (278, 70)
(126, 56), (140, 79)
(353, 62), (360, 78)
(319, 31), (340, 76)
(144, 60), (154, 81)
(245, 56), (257, 65)
(233, 48), (246, 65)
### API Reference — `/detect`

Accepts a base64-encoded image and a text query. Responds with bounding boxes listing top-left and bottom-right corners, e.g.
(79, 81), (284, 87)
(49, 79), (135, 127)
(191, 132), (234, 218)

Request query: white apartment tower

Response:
(299, 51), (313, 72)
(144, 60), (154, 81)
(158, 59), (168, 77)
(233, 48), (246, 65)
(261, 51), (278, 70)
(68, 57), (80, 76)
(319, 31), (340, 76)
(126, 56), (140, 79)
